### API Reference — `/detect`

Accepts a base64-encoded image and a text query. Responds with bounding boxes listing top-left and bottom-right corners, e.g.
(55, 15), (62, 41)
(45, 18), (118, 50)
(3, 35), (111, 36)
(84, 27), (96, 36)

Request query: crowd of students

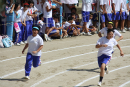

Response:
(0, 0), (130, 46)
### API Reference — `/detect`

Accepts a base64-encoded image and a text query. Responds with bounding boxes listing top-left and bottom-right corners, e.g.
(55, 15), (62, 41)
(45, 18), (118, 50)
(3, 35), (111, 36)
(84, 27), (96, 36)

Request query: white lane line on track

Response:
(0, 38), (130, 63)
(75, 65), (130, 86)
(119, 80), (130, 87)
(0, 44), (95, 63)
(30, 54), (130, 87)
(0, 46), (130, 79)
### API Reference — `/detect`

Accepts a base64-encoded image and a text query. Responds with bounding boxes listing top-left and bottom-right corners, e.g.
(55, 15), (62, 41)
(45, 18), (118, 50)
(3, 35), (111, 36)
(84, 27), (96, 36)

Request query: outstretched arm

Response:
(116, 44), (124, 56)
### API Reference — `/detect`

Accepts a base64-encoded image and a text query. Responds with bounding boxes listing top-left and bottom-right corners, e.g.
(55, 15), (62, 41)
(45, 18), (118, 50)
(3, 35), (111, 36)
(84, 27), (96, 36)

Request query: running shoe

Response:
(98, 82), (102, 86)
(105, 65), (109, 74)
(22, 76), (30, 80)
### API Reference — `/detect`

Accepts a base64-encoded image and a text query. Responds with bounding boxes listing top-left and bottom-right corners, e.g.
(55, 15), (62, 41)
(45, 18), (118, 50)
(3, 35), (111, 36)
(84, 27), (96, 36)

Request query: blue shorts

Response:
(49, 29), (57, 36)
(44, 18), (54, 28)
(113, 12), (120, 20)
(98, 54), (111, 68)
(92, 13), (98, 21)
(105, 13), (112, 21)
(25, 53), (40, 76)
(100, 14), (105, 23)
(82, 11), (90, 22)
(121, 12), (127, 20)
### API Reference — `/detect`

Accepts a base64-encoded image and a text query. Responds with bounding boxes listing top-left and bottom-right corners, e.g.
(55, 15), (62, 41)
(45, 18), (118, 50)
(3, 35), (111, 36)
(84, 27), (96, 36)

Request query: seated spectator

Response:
(66, 17), (80, 36)
(87, 13), (97, 34)
(71, 7), (80, 25)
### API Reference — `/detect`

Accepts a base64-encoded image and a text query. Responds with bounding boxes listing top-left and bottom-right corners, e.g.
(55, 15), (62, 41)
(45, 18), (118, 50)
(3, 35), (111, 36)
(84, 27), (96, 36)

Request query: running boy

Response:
(22, 25), (43, 80)
(96, 29), (124, 86)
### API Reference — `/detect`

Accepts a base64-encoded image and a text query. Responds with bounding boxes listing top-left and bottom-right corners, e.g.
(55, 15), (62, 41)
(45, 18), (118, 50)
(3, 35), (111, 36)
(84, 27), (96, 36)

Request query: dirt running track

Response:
(0, 31), (130, 87)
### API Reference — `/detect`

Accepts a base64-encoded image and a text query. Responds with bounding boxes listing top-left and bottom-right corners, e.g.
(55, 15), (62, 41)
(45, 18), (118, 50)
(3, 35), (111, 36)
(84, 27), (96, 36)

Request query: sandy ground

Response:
(0, 31), (130, 87)
(0, 2), (130, 87)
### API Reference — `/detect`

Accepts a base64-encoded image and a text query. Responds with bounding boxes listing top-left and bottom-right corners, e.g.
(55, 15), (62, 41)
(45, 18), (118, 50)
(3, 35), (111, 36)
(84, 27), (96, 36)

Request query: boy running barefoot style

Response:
(22, 25), (44, 80)
(96, 29), (124, 86)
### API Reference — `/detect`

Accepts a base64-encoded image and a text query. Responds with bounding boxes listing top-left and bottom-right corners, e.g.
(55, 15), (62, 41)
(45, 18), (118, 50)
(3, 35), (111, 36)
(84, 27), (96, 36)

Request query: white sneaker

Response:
(16, 43), (20, 46)
(105, 65), (109, 74)
(128, 28), (130, 31)
(81, 32), (86, 35)
(124, 27), (127, 30)
(44, 34), (48, 41)
(24, 41), (27, 44)
(47, 37), (52, 41)
(98, 82), (102, 86)
(122, 29), (126, 33)
(23, 76), (30, 80)
(87, 32), (92, 36)
(20, 41), (24, 45)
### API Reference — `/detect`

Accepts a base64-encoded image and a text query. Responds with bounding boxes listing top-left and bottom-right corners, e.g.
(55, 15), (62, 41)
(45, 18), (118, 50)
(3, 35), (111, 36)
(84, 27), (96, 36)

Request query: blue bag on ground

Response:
(2, 37), (12, 48)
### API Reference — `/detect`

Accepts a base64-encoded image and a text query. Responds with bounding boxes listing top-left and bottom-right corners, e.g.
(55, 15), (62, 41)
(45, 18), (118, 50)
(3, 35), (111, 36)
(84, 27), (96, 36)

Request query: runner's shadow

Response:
(67, 68), (100, 73)
(75, 84), (97, 87)
(0, 78), (28, 82)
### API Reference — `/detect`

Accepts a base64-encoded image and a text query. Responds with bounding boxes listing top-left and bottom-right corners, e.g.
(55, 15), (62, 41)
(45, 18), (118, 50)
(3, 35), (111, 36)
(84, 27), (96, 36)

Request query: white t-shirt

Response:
(27, 34), (44, 56)
(99, 27), (122, 38)
(63, 21), (71, 29)
(33, 0), (42, 12)
(87, 19), (93, 28)
(26, 7), (37, 21)
(122, 0), (127, 11)
(96, 37), (118, 57)
(14, 10), (22, 22)
(54, 22), (60, 28)
(21, 9), (28, 21)
(104, 0), (112, 13)
(112, 0), (123, 12)
(43, 1), (52, 18)
(82, 0), (92, 11)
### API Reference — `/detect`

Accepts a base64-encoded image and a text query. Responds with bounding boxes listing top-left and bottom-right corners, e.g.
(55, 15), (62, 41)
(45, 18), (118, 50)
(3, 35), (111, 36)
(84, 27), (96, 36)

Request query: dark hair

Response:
(32, 25), (41, 31)
(14, 2), (20, 10)
(71, 7), (77, 12)
(28, 0), (34, 7)
(71, 13), (76, 16)
(68, 17), (73, 21)
(53, 14), (59, 20)
(107, 29), (115, 34)
(39, 14), (43, 20)
(62, 17), (67, 22)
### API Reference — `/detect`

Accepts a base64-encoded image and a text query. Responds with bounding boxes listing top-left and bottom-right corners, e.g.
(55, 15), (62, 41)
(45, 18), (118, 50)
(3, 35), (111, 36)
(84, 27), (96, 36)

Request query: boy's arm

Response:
(112, 3), (116, 15)
(116, 44), (124, 56)
(56, 27), (63, 30)
(9, 4), (15, 13)
(22, 43), (29, 54)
